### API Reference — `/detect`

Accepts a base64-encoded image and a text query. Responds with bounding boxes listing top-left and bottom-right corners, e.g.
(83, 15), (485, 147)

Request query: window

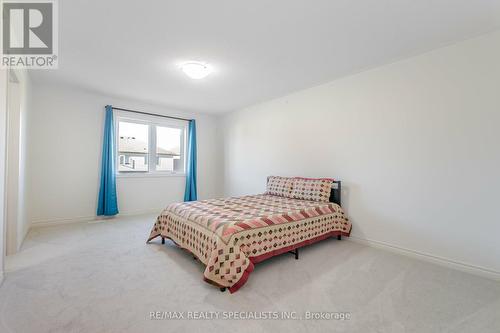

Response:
(156, 126), (183, 172)
(118, 121), (149, 172)
(116, 113), (187, 175)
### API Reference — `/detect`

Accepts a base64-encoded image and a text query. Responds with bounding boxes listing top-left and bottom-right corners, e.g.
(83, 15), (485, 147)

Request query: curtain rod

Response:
(110, 106), (192, 122)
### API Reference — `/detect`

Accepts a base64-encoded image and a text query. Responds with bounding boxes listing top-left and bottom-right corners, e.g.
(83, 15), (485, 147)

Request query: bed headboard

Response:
(329, 181), (342, 206)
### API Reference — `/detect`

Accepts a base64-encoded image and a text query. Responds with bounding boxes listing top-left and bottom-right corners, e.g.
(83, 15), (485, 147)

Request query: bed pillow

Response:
(266, 176), (294, 197)
(291, 177), (334, 202)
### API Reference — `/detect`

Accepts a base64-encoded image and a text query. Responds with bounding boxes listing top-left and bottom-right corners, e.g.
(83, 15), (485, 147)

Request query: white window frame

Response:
(114, 111), (188, 178)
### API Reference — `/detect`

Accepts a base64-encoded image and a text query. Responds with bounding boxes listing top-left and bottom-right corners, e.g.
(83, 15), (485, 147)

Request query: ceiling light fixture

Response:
(180, 61), (213, 80)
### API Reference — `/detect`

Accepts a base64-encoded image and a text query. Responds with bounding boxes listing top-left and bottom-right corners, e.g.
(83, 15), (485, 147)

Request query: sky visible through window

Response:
(119, 122), (148, 152)
(157, 126), (181, 155)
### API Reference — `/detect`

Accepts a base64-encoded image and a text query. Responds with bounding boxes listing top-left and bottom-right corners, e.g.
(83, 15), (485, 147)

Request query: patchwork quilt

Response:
(147, 194), (351, 293)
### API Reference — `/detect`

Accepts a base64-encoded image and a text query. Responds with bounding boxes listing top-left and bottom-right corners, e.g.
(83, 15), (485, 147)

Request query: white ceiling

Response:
(31, 0), (500, 113)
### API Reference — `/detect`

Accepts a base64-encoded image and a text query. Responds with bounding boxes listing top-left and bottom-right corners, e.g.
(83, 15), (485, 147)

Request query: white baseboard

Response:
(30, 209), (161, 228)
(119, 208), (162, 217)
(28, 212), (499, 281)
(31, 215), (99, 228)
(347, 235), (500, 281)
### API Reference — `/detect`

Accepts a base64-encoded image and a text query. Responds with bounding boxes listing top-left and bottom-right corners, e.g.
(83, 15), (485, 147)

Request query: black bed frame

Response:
(287, 180), (342, 261)
(329, 180), (342, 206)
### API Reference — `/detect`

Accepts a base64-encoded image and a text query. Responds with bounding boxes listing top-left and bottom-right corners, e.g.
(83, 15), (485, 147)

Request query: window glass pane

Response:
(118, 121), (149, 172)
(156, 126), (183, 172)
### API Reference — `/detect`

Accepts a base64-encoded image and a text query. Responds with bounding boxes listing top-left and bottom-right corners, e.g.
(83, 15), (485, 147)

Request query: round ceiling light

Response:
(180, 61), (213, 80)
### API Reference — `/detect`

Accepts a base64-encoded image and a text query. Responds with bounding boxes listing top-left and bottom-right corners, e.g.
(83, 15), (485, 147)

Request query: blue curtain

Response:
(97, 105), (119, 216)
(184, 119), (198, 201)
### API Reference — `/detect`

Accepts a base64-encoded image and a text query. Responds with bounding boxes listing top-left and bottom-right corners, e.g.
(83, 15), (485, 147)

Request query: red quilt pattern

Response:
(148, 194), (351, 292)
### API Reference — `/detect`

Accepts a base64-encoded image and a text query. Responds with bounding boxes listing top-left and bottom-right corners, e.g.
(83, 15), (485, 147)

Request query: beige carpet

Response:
(0, 214), (499, 333)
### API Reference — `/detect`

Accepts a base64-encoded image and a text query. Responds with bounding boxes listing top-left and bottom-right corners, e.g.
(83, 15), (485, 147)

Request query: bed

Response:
(147, 177), (351, 293)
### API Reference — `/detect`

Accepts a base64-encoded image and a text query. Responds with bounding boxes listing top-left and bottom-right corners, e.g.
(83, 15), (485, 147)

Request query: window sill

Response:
(116, 172), (186, 179)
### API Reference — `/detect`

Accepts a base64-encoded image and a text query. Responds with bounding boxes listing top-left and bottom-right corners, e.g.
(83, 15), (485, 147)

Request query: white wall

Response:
(5, 69), (32, 254)
(29, 82), (221, 226)
(0, 69), (8, 285)
(17, 71), (32, 250)
(5, 75), (20, 255)
(221, 31), (500, 276)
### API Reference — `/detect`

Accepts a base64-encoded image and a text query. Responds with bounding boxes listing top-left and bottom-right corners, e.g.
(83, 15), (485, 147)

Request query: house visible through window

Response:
(118, 122), (149, 172)
(116, 114), (186, 174)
